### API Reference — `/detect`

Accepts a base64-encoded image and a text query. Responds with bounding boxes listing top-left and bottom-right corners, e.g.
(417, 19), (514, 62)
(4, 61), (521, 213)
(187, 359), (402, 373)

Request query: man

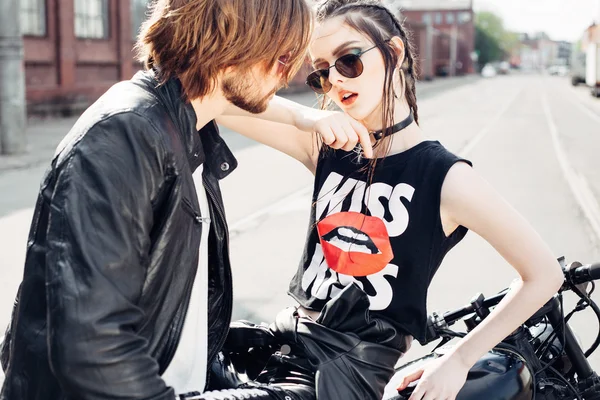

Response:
(0, 1), (312, 399)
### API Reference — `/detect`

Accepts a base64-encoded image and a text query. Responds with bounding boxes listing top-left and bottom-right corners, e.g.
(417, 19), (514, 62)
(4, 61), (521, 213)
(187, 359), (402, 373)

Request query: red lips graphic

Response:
(317, 212), (393, 277)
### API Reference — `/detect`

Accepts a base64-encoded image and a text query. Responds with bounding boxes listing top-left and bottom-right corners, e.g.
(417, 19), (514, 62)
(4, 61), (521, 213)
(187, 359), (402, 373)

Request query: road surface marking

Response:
(459, 89), (522, 157)
(230, 185), (312, 237)
(542, 94), (600, 245)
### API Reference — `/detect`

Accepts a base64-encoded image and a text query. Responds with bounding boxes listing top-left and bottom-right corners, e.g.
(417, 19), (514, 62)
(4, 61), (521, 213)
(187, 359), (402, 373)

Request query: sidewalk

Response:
(0, 116), (79, 172)
(566, 77), (600, 116)
(0, 90), (318, 173)
(0, 75), (479, 173)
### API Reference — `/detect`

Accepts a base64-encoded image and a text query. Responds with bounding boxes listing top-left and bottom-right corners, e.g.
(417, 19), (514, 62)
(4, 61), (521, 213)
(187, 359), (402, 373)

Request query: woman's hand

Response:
(396, 352), (471, 400)
(310, 111), (374, 159)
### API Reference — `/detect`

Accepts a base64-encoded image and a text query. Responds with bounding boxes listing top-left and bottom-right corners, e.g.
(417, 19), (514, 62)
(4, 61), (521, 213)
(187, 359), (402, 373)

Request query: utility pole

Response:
(450, 23), (458, 76)
(425, 23), (434, 80)
(0, 0), (27, 155)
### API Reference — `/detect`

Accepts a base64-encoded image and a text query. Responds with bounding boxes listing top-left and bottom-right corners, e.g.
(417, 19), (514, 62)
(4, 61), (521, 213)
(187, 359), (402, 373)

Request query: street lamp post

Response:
(0, 0), (27, 155)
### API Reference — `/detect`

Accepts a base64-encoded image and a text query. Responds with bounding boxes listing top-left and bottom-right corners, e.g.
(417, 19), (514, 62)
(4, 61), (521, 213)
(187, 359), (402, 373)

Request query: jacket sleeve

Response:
(45, 112), (176, 400)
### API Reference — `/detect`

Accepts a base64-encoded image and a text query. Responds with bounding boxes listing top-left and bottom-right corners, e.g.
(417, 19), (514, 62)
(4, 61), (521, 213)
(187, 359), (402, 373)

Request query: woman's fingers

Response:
(315, 113), (372, 156)
(349, 118), (373, 158)
(317, 124), (336, 146)
(339, 122), (359, 152)
(397, 369), (424, 391)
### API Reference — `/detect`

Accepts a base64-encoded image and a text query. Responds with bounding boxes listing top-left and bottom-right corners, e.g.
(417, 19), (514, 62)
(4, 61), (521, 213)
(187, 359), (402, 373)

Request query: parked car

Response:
(548, 65), (570, 76)
(481, 63), (497, 78)
(571, 51), (587, 85)
(498, 61), (511, 74)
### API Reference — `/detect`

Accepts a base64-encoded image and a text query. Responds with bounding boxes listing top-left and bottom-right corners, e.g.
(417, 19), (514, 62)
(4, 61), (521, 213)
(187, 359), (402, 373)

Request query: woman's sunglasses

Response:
(305, 44), (378, 94)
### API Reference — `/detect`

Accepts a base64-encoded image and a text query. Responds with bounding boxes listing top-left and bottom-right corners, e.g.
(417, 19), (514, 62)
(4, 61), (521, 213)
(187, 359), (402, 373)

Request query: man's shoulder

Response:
(54, 75), (170, 168)
(92, 71), (169, 127)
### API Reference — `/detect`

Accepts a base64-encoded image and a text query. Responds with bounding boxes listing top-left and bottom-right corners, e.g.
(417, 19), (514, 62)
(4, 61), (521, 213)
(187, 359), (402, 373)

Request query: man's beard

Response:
(222, 74), (278, 114)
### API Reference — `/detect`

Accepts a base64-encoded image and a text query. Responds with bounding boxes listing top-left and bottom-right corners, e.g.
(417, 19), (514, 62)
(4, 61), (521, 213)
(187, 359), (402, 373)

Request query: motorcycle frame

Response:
(545, 296), (596, 379)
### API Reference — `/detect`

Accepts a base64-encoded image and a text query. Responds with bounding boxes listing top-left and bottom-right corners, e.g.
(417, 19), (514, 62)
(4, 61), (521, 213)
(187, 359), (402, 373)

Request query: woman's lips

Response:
(317, 211), (394, 277)
(340, 92), (358, 106)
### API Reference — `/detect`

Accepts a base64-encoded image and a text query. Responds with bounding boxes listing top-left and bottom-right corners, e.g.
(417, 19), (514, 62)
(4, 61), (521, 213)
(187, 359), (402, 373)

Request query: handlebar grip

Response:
(443, 306), (473, 325)
(570, 262), (600, 285)
(589, 262), (600, 280)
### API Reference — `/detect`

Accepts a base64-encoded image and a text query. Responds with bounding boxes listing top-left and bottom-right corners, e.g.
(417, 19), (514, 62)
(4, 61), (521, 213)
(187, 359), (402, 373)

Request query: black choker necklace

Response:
(370, 111), (414, 141)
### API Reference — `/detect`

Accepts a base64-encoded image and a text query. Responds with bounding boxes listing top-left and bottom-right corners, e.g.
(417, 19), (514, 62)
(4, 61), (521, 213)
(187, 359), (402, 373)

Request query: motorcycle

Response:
(385, 257), (600, 400)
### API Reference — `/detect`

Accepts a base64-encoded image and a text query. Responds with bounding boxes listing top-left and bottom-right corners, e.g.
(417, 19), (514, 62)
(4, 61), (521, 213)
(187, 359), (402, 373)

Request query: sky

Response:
(473, 0), (599, 42)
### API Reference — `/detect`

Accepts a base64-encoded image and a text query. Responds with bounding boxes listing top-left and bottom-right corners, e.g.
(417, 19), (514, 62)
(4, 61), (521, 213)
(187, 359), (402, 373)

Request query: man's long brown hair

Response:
(136, 0), (313, 100)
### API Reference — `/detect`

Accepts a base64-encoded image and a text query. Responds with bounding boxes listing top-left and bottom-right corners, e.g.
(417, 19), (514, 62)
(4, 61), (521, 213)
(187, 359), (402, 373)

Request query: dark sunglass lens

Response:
(336, 54), (363, 78)
(306, 70), (330, 94)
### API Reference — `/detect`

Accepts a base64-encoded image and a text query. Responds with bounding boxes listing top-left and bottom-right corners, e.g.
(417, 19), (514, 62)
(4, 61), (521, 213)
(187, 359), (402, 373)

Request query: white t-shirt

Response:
(161, 165), (210, 395)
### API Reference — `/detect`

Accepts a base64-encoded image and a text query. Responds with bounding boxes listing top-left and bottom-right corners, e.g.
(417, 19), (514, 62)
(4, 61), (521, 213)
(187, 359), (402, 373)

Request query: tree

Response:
(475, 25), (503, 67)
(475, 11), (516, 68)
(502, 31), (521, 56)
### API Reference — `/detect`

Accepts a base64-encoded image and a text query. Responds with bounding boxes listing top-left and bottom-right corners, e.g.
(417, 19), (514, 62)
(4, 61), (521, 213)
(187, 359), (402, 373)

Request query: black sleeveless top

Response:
(288, 140), (472, 344)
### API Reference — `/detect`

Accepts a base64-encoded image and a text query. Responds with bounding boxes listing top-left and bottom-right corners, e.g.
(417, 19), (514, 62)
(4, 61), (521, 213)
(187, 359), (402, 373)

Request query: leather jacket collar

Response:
(136, 69), (238, 180)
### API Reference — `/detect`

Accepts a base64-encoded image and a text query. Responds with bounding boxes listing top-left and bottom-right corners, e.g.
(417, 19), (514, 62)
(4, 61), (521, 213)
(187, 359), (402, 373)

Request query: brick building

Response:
(393, 0), (476, 79)
(19, 0), (475, 113)
(20, 0), (150, 115)
(19, 0), (316, 114)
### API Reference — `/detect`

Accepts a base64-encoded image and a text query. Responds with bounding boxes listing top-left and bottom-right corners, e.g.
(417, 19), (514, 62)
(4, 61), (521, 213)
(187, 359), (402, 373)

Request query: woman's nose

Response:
(328, 65), (346, 85)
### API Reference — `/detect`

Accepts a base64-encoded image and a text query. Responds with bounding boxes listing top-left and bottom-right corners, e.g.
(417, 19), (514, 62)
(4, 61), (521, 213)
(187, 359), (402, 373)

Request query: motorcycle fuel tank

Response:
(383, 347), (534, 400)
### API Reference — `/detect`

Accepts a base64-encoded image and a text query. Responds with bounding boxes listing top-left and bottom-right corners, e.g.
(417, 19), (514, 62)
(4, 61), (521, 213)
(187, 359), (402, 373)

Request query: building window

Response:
(458, 11), (472, 25)
(434, 12), (442, 25)
(131, 0), (149, 40)
(446, 12), (455, 24)
(422, 13), (432, 25)
(75, 0), (109, 39)
(21, 0), (46, 36)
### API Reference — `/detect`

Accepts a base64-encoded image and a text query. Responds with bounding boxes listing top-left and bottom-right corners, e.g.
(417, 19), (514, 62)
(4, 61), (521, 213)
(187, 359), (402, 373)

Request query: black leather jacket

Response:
(0, 70), (238, 400)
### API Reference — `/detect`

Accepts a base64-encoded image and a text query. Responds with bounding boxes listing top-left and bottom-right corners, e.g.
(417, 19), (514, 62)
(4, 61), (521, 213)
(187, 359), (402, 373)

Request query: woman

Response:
(205, 1), (564, 399)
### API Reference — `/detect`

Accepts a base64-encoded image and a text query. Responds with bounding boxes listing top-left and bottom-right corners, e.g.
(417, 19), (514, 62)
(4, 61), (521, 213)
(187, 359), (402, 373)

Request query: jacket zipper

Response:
(162, 182), (231, 391)
(181, 197), (211, 225)
(161, 178), (233, 391)
(161, 197), (210, 371)
(203, 180), (234, 391)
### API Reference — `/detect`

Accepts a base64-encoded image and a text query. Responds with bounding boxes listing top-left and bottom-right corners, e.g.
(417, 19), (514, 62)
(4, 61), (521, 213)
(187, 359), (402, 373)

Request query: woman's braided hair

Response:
(312, 0), (421, 191)
(315, 0), (419, 134)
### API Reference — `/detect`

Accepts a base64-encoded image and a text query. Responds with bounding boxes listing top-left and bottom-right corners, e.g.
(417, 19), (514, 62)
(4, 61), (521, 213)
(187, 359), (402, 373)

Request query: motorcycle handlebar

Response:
(569, 262), (600, 285)
(441, 293), (505, 326)
(437, 262), (600, 328)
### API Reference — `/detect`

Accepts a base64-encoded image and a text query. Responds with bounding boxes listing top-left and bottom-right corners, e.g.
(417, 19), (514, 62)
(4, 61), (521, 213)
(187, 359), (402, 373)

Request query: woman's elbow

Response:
(537, 260), (565, 297)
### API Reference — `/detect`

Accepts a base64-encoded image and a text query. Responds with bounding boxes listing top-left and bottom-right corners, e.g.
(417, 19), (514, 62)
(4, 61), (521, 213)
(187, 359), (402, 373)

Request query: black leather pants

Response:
(184, 348), (315, 400)
(189, 284), (412, 400)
